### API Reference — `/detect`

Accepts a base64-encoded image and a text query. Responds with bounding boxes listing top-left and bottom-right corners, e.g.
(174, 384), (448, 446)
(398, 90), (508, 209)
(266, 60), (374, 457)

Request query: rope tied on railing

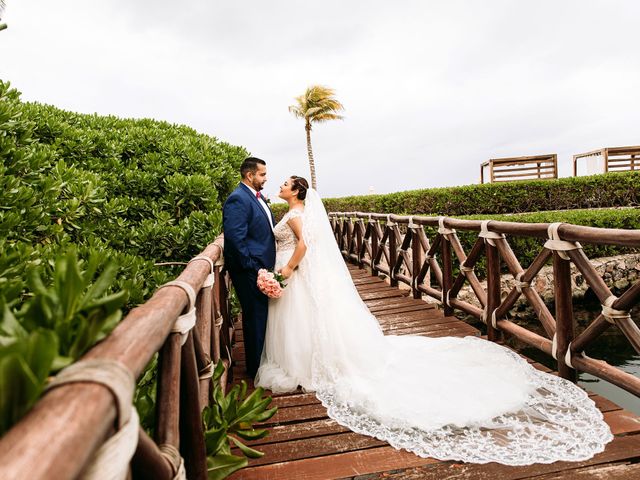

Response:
(459, 263), (474, 273)
(480, 307), (500, 329)
(445, 290), (452, 308)
(551, 334), (586, 369)
(602, 295), (631, 324)
(544, 222), (582, 260)
(564, 342), (586, 369)
(158, 280), (197, 345)
(514, 271), (531, 293)
(437, 216), (455, 238)
(159, 443), (187, 480)
(189, 255), (215, 288)
(407, 216), (417, 229)
(199, 361), (215, 380)
(479, 220), (505, 247)
(44, 360), (138, 480)
(386, 214), (396, 227)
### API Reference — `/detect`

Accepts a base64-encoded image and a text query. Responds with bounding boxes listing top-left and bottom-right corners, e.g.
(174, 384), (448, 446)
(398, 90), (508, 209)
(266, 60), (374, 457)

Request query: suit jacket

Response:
(223, 183), (276, 272)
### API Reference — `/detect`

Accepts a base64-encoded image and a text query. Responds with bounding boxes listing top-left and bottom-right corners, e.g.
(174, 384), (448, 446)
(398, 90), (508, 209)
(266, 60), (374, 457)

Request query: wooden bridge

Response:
(2, 215), (640, 479)
(229, 263), (640, 479)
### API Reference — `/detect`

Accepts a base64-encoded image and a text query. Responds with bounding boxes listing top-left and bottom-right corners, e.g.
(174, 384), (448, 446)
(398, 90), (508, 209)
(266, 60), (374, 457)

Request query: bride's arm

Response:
(280, 216), (306, 279)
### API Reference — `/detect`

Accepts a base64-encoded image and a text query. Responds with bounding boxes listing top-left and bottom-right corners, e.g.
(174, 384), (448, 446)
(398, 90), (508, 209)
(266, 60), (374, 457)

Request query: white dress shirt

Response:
(243, 183), (272, 223)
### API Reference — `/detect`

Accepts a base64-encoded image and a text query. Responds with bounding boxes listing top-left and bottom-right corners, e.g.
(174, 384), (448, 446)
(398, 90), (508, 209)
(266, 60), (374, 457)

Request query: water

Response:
(459, 300), (640, 415)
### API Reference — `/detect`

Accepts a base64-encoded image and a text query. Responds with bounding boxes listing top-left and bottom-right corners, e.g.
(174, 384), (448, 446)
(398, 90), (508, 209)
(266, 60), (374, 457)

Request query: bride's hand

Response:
(280, 265), (294, 279)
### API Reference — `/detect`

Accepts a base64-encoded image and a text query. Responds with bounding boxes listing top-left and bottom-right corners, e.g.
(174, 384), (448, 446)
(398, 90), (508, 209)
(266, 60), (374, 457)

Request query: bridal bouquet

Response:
(257, 269), (287, 298)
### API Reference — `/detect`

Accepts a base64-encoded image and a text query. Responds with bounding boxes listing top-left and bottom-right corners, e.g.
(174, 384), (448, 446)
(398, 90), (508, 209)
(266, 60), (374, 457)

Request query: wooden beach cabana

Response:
(480, 154), (558, 184)
(573, 145), (640, 176)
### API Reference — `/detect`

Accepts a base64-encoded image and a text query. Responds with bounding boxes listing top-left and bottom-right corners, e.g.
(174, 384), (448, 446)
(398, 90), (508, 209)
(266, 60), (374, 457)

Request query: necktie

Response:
(256, 191), (261, 200)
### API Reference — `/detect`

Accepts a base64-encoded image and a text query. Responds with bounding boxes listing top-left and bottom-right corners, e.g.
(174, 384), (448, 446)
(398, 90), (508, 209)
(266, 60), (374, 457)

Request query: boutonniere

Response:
(262, 195), (271, 204)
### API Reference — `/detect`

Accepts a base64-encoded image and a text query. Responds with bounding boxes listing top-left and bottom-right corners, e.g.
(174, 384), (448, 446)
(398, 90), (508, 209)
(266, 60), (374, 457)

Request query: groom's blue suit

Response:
(223, 183), (276, 377)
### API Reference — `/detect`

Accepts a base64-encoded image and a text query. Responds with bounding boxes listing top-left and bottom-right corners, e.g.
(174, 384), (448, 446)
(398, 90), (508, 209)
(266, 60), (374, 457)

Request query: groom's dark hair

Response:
(240, 157), (266, 178)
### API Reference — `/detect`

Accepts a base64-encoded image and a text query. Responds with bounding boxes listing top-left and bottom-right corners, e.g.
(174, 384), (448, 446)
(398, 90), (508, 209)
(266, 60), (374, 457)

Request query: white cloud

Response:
(1, 0), (639, 198)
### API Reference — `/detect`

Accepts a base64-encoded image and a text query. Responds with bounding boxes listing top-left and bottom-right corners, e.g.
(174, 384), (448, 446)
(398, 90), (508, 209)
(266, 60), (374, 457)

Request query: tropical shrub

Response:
(203, 362), (277, 480)
(0, 78), (246, 435)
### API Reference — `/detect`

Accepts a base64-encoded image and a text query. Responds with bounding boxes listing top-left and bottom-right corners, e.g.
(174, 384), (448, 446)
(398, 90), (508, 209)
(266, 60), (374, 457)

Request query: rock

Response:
(614, 279), (630, 290)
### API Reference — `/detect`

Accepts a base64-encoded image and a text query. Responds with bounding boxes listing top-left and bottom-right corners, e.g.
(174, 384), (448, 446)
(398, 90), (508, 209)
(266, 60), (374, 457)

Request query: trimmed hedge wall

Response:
(320, 173), (640, 217)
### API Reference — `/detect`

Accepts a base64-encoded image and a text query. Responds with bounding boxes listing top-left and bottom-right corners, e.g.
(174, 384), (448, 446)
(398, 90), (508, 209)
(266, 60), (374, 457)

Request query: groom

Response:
(223, 157), (276, 377)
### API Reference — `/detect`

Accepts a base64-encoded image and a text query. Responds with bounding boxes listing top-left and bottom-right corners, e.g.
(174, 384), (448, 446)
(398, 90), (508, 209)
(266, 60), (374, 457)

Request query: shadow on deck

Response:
(229, 265), (640, 480)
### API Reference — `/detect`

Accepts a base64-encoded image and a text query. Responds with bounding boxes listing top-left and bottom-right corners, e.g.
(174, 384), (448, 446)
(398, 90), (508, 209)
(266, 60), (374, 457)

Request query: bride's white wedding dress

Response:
(255, 189), (613, 465)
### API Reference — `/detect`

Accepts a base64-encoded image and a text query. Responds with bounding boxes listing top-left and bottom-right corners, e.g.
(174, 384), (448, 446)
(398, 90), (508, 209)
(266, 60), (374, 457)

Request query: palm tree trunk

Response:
(305, 123), (317, 190)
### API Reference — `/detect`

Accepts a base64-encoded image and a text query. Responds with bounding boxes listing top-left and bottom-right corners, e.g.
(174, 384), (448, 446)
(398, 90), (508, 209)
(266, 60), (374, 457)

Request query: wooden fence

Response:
(0, 237), (233, 480)
(480, 154), (558, 183)
(329, 212), (640, 397)
(573, 146), (640, 176)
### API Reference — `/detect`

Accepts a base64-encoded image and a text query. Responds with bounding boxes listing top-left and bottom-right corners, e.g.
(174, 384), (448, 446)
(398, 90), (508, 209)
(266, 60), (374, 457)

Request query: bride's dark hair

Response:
(290, 176), (309, 200)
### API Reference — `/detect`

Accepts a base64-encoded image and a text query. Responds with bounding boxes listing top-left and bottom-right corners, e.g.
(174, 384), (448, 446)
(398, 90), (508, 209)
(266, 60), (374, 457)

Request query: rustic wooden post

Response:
(411, 224), (423, 299)
(215, 268), (233, 384)
(155, 334), (182, 448)
(131, 428), (175, 480)
(603, 148), (609, 172)
(370, 220), (379, 277)
(553, 251), (577, 382)
(179, 333), (208, 480)
(211, 267), (223, 364)
(338, 218), (345, 253)
(441, 234), (454, 316)
(356, 219), (364, 266)
(388, 219), (398, 287)
(485, 240), (501, 342)
(195, 286), (213, 409)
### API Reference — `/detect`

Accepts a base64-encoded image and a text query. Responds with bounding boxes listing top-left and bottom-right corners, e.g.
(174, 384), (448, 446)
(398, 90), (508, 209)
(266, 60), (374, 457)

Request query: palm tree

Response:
(288, 85), (344, 190)
(0, 1), (7, 32)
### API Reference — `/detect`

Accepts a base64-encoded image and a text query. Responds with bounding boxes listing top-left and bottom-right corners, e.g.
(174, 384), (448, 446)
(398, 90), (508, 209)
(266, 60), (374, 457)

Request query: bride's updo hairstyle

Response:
(290, 176), (309, 200)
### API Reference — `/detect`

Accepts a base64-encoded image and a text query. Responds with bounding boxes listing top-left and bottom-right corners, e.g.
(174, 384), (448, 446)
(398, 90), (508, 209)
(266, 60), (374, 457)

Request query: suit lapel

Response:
(239, 183), (273, 227)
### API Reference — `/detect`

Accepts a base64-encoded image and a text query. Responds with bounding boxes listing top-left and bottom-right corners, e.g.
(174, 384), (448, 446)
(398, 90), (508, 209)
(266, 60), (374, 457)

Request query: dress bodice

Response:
(274, 209), (303, 252)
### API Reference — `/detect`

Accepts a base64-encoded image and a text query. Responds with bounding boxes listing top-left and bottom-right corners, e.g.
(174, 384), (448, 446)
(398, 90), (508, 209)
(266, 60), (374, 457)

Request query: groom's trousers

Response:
(227, 268), (268, 378)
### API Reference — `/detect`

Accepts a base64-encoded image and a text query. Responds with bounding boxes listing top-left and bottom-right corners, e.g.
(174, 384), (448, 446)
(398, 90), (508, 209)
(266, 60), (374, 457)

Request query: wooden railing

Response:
(329, 212), (640, 397)
(0, 237), (233, 480)
(480, 154), (558, 183)
(573, 146), (640, 176)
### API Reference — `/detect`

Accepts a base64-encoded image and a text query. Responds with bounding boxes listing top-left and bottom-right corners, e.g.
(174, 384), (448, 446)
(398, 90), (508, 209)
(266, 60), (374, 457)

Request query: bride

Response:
(255, 176), (613, 465)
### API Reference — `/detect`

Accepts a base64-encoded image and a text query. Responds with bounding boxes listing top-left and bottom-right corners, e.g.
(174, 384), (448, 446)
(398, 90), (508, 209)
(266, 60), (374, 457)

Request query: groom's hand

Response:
(280, 265), (294, 279)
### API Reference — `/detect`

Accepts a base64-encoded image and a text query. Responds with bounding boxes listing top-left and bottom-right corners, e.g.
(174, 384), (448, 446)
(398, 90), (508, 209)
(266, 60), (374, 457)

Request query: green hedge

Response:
(0, 80), (246, 435)
(445, 208), (640, 278)
(319, 173), (640, 217)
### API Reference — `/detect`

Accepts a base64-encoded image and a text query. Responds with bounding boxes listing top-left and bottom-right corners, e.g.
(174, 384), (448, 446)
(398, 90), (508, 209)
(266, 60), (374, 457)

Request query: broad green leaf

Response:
(234, 428), (269, 441)
(206, 454), (247, 480)
(229, 435), (264, 459)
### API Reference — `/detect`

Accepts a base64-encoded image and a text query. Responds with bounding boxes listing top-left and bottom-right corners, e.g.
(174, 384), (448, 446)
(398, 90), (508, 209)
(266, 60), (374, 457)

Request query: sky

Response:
(1, 1), (640, 200)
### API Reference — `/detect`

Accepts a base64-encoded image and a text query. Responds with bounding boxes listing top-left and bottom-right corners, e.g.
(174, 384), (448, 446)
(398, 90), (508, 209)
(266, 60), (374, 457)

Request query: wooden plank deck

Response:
(229, 264), (640, 480)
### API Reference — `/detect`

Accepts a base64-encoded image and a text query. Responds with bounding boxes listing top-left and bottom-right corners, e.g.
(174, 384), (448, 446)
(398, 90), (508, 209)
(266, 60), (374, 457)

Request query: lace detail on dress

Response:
(314, 340), (613, 465)
(274, 209), (303, 252)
